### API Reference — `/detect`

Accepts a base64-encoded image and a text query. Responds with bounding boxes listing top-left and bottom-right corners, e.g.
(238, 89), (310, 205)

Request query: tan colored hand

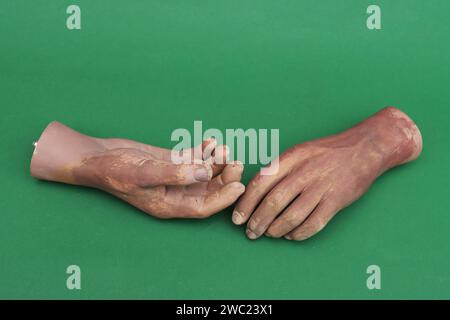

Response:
(232, 107), (422, 241)
(31, 122), (245, 219)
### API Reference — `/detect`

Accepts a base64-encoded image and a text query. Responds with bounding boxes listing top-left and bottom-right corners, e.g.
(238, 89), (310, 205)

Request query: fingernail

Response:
(232, 210), (244, 225)
(194, 167), (210, 181)
(284, 235), (292, 240)
(246, 229), (258, 240)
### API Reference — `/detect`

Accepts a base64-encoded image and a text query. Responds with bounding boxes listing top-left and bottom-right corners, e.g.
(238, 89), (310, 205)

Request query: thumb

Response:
(136, 159), (213, 187)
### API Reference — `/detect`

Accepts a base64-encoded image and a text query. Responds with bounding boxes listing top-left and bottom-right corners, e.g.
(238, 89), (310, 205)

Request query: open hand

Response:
(232, 107), (422, 241)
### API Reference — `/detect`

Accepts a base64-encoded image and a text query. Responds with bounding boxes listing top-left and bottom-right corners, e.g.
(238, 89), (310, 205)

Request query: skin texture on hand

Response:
(30, 122), (245, 219)
(233, 107), (423, 241)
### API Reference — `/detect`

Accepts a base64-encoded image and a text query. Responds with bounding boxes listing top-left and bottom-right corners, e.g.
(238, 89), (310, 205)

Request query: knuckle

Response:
(265, 192), (284, 210)
(266, 227), (282, 238)
(315, 218), (328, 232)
(249, 179), (260, 189)
(284, 217), (298, 230)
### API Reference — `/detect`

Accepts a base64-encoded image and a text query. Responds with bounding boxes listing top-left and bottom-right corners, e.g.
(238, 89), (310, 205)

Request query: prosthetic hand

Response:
(30, 122), (245, 219)
(233, 107), (422, 241)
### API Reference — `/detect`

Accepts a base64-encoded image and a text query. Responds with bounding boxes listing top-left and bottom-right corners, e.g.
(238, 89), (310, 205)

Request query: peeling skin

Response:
(234, 106), (423, 241)
(30, 122), (245, 219)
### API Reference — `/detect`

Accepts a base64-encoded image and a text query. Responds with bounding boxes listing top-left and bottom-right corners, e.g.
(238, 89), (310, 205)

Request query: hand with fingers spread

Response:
(233, 107), (422, 241)
(30, 121), (245, 219)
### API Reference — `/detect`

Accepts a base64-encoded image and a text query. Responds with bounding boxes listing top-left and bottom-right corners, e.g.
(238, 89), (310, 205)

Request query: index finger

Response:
(232, 160), (288, 225)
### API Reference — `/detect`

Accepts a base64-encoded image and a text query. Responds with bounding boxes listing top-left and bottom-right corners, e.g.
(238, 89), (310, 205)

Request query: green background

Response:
(0, 0), (449, 299)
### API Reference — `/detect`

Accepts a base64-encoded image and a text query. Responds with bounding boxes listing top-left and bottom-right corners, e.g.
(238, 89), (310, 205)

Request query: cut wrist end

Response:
(381, 106), (423, 163)
(30, 121), (61, 180)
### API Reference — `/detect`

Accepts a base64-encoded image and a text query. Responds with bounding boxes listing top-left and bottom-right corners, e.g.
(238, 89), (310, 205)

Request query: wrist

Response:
(30, 121), (106, 184)
(355, 106), (423, 171)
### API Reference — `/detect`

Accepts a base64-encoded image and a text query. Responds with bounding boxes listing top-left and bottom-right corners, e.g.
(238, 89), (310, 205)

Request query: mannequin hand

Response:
(31, 122), (245, 219)
(232, 107), (422, 240)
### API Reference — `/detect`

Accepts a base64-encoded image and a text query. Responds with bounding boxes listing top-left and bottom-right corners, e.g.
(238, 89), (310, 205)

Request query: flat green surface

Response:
(0, 0), (449, 299)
